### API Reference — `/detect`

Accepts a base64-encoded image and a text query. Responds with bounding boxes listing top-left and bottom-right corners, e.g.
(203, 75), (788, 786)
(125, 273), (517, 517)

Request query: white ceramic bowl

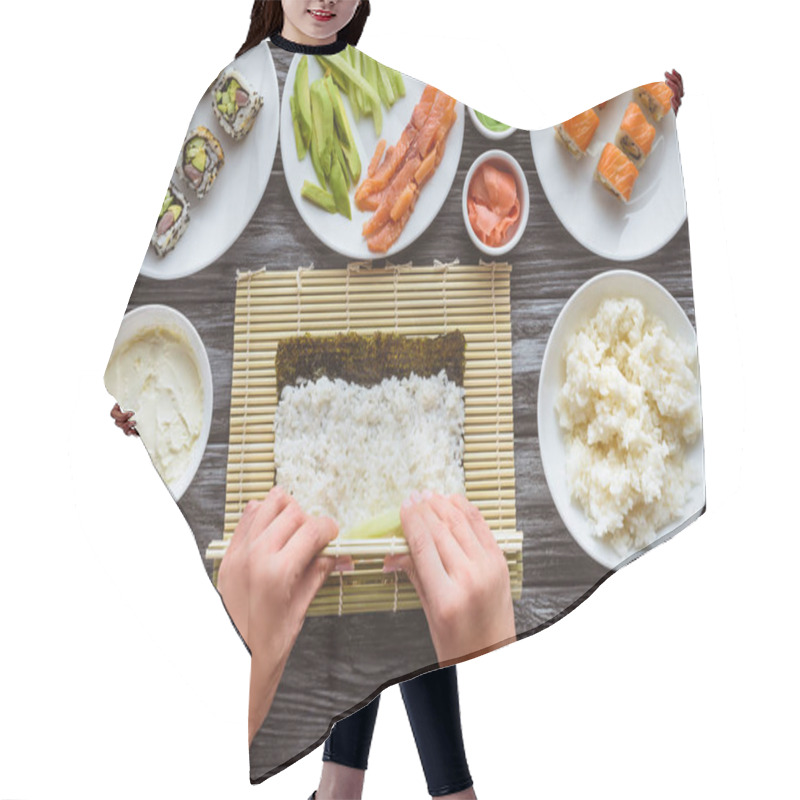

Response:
(467, 106), (516, 141)
(462, 150), (530, 256)
(281, 54), (465, 260)
(106, 304), (214, 501)
(537, 270), (705, 569)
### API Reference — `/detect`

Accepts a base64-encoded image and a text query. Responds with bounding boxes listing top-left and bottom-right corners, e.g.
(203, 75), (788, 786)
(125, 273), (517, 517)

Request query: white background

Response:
(1, 1), (797, 798)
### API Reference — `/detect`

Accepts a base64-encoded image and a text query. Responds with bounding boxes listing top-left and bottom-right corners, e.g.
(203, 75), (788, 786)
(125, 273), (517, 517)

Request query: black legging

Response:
(323, 666), (473, 797)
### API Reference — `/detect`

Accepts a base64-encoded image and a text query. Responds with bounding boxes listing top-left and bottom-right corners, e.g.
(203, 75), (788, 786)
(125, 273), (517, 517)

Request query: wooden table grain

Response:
(125, 45), (697, 781)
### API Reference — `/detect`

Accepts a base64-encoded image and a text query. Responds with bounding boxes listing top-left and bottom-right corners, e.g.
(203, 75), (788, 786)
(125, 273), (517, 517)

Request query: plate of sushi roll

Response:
(141, 43), (279, 280)
(530, 82), (686, 261)
(280, 49), (464, 260)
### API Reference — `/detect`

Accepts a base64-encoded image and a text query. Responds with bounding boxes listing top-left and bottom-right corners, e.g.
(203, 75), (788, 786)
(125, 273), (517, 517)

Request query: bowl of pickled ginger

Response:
(463, 150), (529, 256)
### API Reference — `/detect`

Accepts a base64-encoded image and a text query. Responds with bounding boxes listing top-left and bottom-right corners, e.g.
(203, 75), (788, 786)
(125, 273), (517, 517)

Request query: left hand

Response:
(218, 486), (348, 653)
(665, 69), (684, 115)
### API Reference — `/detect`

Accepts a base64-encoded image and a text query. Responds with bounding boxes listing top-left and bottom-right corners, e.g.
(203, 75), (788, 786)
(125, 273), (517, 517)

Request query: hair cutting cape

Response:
(104, 35), (705, 782)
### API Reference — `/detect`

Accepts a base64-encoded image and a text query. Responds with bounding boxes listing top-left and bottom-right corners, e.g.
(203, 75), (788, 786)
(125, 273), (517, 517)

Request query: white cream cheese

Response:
(105, 326), (204, 488)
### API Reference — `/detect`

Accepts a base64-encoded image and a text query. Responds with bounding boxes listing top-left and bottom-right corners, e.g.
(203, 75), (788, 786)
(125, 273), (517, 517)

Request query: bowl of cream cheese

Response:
(104, 304), (213, 500)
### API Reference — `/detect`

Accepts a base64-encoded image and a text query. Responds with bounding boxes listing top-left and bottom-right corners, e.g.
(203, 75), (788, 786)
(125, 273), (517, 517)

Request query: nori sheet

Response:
(275, 331), (466, 395)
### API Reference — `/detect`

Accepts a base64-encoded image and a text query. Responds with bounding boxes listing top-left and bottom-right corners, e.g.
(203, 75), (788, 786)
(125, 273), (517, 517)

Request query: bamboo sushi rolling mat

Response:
(207, 262), (522, 615)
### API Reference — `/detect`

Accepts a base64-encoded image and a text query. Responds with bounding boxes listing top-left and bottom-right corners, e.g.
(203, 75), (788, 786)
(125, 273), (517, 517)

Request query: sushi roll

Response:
(636, 82), (674, 122)
(555, 109), (600, 158)
(177, 126), (225, 198)
(151, 182), (190, 256)
(212, 69), (264, 141)
(614, 102), (655, 167)
(594, 143), (639, 203)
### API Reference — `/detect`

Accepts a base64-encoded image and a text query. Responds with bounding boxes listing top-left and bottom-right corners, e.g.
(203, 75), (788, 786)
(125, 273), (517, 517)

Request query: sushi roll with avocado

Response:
(614, 102), (655, 168)
(151, 182), (190, 256)
(594, 142), (639, 203)
(636, 82), (674, 122)
(212, 69), (264, 141)
(178, 126), (224, 198)
(555, 109), (600, 158)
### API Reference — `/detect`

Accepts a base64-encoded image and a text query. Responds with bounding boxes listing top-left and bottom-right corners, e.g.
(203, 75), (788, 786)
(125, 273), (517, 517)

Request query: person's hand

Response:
(218, 485), (348, 652)
(110, 403), (138, 436)
(385, 490), (516, 666)
(665, 69), (684, 115)
(217, 486), (350, 741)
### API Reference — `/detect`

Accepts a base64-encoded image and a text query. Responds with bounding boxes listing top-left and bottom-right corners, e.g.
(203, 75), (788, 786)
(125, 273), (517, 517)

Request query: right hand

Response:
(385, 490), (516, 666)
(110, 403), (138, 436)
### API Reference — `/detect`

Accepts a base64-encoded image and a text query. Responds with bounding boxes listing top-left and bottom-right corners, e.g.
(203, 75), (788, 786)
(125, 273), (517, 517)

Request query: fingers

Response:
(281, 515), (339, 568)
(450, 494), (497, 553)
(111, 404), (138, 435)
(400, 496), (450, 586)
(665, 69), (684, 115)
(247, 486), (294, 549)
(295, 554), (338, 612)
(427, 492), (481, 559)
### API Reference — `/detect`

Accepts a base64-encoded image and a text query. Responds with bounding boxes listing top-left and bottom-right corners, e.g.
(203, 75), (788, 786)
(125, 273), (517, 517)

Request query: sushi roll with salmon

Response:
(177, 126), (225, 198)
(615, 102), (655, 167)
(637, 82), (674, 122)
(212, 69), (263, 141)
(595, 143), (639, 203)
(555, 109), (600, 158)
(151, 182), (190, 256)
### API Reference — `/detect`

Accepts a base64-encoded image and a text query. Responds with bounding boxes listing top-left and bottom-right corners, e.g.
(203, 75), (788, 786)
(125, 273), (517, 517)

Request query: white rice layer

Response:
(274, 370), (466, 532)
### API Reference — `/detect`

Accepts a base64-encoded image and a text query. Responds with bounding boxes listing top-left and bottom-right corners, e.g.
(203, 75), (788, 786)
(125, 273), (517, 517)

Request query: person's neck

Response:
(280, 20), (337, 47)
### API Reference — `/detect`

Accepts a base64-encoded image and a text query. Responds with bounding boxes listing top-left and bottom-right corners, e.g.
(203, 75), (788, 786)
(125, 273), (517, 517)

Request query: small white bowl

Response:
(462, 150), (530, 256)
(105, 304), (213, 501)
(468, 106), (516, 141)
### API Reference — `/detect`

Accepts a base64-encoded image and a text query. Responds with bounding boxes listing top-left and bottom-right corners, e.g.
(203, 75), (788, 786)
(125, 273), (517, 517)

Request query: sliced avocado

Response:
(160, 192), (173, 217)
(167, 203), (182, 221)
(191, 150), (207, 172)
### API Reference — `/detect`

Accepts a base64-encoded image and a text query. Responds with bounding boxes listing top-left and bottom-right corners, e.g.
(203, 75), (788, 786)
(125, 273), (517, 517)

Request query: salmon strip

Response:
(432, 109), (457, 168)
(391, 184), (416, 221)
(355, 122), (419, 207)
(414, 92), (456, 158)
(414, 147), (437, 187)
(368, 139), (387, 177)
(367, 200), (416, 253)
(411, 84), (438, 129)
(362, 154), (421, 237)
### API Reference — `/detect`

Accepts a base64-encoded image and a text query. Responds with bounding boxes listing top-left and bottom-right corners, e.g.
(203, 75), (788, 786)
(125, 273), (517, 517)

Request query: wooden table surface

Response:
(126, 45), (697, 781)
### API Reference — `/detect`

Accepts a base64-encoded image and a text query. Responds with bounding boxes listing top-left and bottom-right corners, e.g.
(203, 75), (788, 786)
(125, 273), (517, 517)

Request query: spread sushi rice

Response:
(274, 370), (465, 532)
(556, 297), (701, 554)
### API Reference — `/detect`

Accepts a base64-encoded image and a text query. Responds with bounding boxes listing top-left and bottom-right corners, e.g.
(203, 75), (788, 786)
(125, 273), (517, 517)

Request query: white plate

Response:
(280, 53), (464, 260)
(106, 304), (213, 501)
(537, 270), (705, 569)
(530, 91), (687, 261)
(141, 44), (279, 280)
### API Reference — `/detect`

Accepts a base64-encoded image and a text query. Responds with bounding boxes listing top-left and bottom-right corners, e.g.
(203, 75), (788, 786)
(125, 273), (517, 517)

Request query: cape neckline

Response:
(269, 32), (348, 55)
